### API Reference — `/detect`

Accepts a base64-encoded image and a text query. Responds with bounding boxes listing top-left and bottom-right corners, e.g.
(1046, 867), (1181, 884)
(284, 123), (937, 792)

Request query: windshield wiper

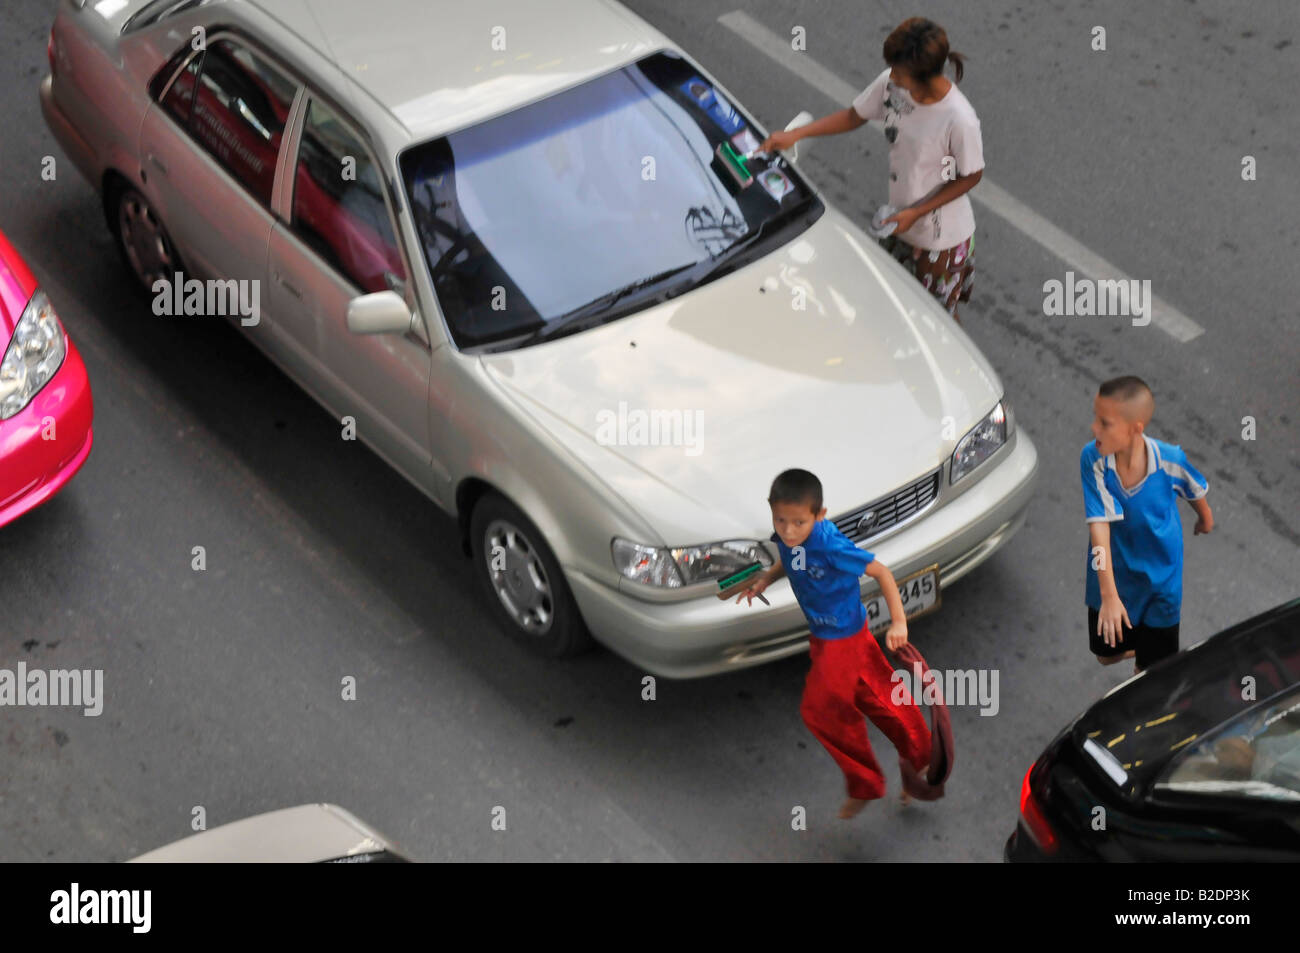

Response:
(672, 194), (820, 293)
(521, 262), (697, 346)
(508, 195), (819, 349)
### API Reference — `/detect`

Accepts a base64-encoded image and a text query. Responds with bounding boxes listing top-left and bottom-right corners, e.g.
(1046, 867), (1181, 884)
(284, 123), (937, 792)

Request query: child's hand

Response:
(735, 578), (770, 606)
(1097, 594), (1132, 648)
(886, 619), (908, 652)
(1194, 509), (1214, 535)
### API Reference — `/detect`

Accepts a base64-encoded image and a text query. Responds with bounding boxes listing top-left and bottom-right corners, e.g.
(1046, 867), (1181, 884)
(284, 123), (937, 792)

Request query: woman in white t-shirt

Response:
(760, 18), (984, 322)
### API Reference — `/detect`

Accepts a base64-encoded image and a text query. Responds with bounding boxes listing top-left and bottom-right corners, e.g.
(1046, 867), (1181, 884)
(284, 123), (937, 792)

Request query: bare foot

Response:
(900, 789), (913, 806)
(838, 797), (870, 819)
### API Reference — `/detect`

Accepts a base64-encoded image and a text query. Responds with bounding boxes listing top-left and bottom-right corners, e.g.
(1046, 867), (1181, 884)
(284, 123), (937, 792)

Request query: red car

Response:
(0, 230), (93, 528)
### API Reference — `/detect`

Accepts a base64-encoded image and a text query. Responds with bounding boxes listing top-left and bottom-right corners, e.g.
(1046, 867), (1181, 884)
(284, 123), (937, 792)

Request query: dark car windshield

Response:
(399, 50), (822, 351)
(1074, 601), (1300, 788)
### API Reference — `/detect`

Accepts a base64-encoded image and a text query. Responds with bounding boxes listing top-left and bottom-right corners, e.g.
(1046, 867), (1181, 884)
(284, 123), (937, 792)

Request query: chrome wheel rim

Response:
(483, 519), (554, 636)
(118, 192), (176, 290)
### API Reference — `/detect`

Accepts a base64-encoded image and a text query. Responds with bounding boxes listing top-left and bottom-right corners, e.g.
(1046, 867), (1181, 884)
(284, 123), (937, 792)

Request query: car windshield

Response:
(1074, 603), (1300, 787)
(399, 50), (821, 351)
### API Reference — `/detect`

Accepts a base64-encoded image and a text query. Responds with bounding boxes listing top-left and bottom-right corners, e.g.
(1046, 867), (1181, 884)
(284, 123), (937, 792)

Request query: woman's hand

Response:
(884, 206), (923, 237)
(758, 129), (800, 153)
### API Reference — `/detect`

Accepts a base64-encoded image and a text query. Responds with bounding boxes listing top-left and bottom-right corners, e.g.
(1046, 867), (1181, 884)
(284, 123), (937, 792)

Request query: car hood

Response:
(480, 206), (1003, 545)
(0, 230), (38, 342)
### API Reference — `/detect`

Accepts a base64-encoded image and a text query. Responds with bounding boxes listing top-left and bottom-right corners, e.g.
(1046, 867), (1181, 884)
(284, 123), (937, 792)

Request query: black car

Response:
(1006, 598), (1300, 861)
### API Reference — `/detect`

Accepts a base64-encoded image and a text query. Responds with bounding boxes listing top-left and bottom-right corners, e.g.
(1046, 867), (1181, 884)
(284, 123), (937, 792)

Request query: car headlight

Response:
(612, 537), (773, 588)
(1, 289), (67, 420)
(950, 399), (1010, 484)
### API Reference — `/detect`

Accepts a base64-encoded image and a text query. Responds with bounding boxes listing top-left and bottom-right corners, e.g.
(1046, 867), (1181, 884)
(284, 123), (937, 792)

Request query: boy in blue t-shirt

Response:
(737, 468), (932, 819)
(1082, 376), (1213, 672)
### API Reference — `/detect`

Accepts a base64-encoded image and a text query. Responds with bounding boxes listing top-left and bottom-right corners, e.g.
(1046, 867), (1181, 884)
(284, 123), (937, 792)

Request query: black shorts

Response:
(1087, 607), (1179, 670)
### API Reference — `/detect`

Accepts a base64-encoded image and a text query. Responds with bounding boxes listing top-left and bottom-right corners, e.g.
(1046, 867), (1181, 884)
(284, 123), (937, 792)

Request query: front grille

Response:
(832, 467), (942, 544)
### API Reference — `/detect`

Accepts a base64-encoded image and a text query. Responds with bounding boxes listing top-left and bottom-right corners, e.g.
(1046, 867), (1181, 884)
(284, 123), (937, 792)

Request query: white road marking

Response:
(717, 10), (1205, 342)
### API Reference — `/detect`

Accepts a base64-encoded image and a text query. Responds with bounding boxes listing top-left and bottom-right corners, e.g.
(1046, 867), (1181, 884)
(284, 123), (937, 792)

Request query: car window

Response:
(291, 98), (406, 294)
(149, 41), (197, 106)
(1157, 688), (1300, 802)
(157, 49), (201, 124)
(399, 49), (821, 350)
(187, 39), (298, 208)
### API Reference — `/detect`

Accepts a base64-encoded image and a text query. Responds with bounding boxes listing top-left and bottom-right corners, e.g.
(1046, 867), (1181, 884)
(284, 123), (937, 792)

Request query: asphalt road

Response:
(1, 0), (1296, 861)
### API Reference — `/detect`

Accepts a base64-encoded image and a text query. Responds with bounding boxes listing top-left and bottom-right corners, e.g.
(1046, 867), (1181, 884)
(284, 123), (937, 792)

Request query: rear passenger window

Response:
(158, 51), (201, 124)
(187, 39), (297, 207)
(291, 98), (406, 294)
(149, 42), (196, 103)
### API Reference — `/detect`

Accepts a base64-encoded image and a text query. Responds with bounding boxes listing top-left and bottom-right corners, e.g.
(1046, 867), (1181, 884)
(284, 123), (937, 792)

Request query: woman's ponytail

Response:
(947, 50), (966, 83)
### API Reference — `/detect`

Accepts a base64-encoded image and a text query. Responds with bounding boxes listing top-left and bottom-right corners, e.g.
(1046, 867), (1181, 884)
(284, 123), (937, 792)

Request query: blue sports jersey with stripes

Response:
(1080, 435), (1208, 627)
(770, 519), (876, 639)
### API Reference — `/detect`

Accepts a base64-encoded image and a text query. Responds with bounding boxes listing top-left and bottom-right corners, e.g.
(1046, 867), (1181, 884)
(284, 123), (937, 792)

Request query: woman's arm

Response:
(886, 170), (982, 232)
(759, 107), (865, 151)
(805, 106), (868, 136)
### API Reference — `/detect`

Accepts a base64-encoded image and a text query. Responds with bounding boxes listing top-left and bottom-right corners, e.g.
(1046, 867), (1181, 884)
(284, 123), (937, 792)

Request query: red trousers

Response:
(801, 623), (932, 800)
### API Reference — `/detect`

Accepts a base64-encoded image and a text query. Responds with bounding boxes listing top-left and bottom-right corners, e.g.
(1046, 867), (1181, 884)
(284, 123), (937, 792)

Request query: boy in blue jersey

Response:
(1082, 376), (1213, 673)
(737, 469), (932, 819)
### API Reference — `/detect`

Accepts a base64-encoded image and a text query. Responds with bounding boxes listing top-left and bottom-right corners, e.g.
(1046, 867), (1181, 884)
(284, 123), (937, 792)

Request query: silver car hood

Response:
(481, 207), (1002, 546)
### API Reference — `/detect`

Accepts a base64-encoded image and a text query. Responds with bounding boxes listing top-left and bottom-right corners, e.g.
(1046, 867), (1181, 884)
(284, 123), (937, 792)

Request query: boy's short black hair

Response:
(1098, 375), (1153, 403)
(768, 469), (823, 514)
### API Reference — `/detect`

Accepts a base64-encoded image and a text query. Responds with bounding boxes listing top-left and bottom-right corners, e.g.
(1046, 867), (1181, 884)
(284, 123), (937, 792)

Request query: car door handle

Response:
(146, 153), (168, 176)
(274, 272), (302, 299)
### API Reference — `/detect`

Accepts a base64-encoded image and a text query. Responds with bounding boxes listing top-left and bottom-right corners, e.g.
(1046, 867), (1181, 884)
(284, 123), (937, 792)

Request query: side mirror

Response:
(346, 290), (412, 335)
(783, 111), (814, 160)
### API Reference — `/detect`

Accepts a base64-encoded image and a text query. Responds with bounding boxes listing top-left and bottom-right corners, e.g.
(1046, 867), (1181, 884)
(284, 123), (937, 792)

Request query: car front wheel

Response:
(112, 184), (183, 292)
(469, 493), (593, 658)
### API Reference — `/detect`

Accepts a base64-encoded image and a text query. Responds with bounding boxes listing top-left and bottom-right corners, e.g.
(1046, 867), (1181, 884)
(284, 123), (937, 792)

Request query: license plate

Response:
(865, 564), (941, 632)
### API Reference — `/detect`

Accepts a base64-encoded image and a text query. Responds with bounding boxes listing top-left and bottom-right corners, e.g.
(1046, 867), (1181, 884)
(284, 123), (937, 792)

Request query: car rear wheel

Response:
(469, 493), (593, 658)
(112, 185), (182, 292)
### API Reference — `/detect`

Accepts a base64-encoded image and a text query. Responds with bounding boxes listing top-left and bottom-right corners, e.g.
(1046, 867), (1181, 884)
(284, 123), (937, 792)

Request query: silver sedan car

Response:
(41, 0), (1037, 677)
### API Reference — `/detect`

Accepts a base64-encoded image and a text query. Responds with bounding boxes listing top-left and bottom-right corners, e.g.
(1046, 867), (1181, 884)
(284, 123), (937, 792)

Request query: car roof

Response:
(246, 0), (670, 140)
(129, 803), (399, 862)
